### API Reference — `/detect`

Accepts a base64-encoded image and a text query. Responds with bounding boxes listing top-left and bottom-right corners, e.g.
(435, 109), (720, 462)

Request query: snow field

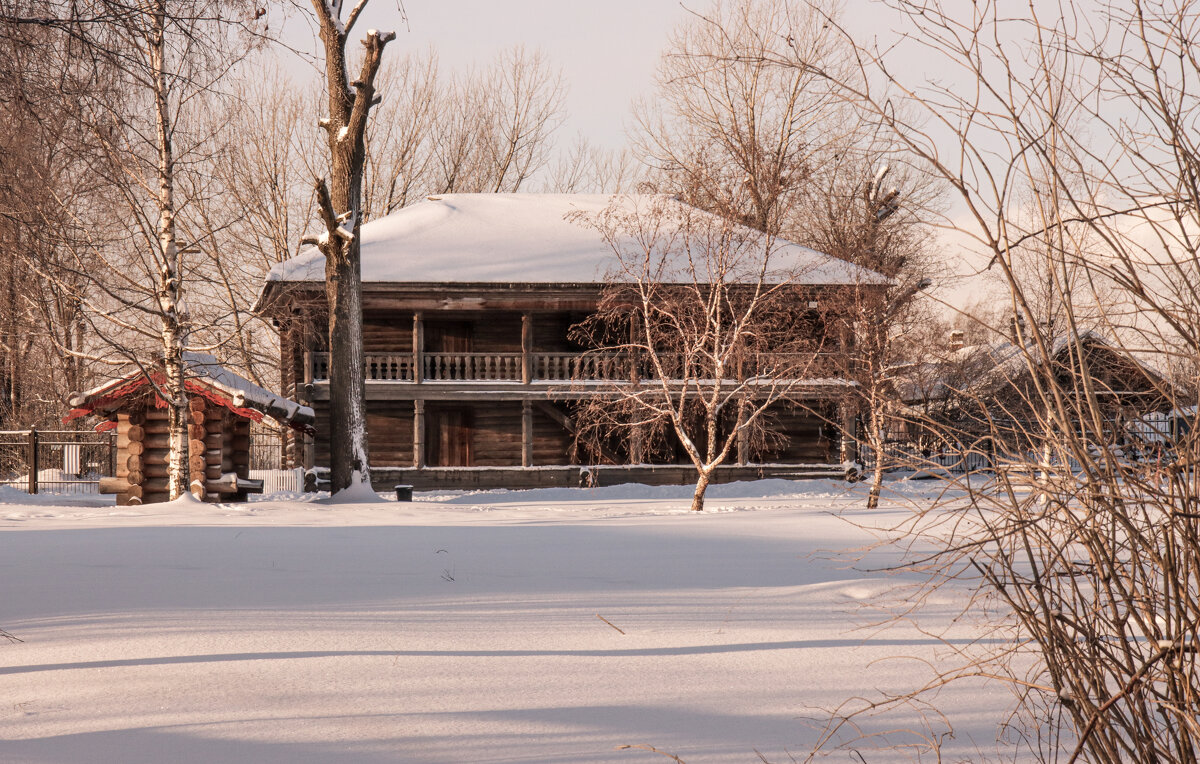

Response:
(0, 480), (1011, 763)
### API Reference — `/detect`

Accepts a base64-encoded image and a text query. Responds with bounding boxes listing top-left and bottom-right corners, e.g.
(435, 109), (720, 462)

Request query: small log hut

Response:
(64, 355), (314, 504)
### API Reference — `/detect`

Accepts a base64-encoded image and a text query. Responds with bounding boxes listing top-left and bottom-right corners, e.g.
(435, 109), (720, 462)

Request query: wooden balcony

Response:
(308, 351), (845, 384)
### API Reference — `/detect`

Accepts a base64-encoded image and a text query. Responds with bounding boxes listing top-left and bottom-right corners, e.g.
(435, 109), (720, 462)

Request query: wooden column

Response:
(737, 424), (748, 466)
(521, 312), (533, 384)
(300, 345), (315, 470)
(413, 399), (425, 468)
(413, 311), (424, 384)
(522, 399), (533, 467)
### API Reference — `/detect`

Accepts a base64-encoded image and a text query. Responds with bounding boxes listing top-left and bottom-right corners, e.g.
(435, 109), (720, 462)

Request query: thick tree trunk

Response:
(325, 243), (369, 489)
(310, 5), (393, 497)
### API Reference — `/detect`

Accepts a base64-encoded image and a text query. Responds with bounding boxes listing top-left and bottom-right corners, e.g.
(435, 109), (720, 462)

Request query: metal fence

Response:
(0, 425), (294, 496)
(0, 429), (116, 494)
(249, 424), (286, 470)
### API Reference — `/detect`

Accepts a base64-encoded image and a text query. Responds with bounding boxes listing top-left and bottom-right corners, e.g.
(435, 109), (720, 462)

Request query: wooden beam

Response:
(413, 399), (425, 468)
(521, 312), (533, 384)
(522, 400), (533, 467)
(413, 311), (424, 385)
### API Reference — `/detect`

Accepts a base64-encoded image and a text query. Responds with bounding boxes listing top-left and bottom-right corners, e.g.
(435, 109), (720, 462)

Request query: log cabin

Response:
(64, 353), (314, 504)
(254, 194), (889, 490)
(892, 329), (1174, 457)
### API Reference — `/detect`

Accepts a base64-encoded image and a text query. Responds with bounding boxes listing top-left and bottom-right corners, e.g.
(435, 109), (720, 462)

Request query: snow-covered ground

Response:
(0, 479), (1011, 763)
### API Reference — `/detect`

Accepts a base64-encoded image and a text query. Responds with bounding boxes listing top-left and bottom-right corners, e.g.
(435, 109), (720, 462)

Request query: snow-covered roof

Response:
(65, 353), (314, 431)
(897, 331), (1166, 405)
(261, 193), (890, 288)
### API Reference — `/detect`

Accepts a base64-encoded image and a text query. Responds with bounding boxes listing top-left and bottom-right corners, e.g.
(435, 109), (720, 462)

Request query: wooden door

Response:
(425, 321), (473, 352)
(428, 407), (473, 466)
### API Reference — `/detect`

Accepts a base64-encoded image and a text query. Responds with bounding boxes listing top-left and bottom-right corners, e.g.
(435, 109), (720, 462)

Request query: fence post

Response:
(27, 427), (38, 495)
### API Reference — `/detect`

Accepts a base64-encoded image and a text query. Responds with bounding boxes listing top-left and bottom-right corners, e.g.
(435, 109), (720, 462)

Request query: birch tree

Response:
(0, 0), (262, 498)
(573, 198), (851, 512)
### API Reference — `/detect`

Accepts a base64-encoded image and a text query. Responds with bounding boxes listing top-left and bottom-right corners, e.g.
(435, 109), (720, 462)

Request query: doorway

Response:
(427, 406), (473, 466)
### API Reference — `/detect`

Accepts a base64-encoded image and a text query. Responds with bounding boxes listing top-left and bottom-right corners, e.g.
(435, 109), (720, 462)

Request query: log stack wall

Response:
(99, 393), (263, 505)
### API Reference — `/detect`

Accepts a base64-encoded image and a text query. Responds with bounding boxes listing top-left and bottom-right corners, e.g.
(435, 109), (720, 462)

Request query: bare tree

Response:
(572, 196), (875, 512)
(632, 0), (850, 236)
(361, 50), (440, 219)
(187, 62), (323, 388)
(774, 1), (1200, 760)
(0, 11), (98, 426)
(303, 0), (394, 496)
(427, 46), (566, 195)
(638, 0), (942, 508)
(800, 158), (940, 507)
(545, 134), (638, 194)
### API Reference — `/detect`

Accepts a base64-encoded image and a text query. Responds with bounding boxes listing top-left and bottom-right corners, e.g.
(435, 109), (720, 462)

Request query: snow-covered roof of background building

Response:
(261, 193), (890, 288)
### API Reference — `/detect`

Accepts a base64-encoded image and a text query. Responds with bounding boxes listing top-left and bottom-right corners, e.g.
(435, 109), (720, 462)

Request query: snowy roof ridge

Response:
(898, 329), (1166, 404)
(259, 193), (890, 292)
(67, 353), (314, 430)
(180, 352), (315, 428)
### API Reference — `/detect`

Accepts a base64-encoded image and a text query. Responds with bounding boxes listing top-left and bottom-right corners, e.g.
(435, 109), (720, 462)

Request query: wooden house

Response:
(893, 330), (1173, 450)
(64, 353), (314, 504)
(254, 194), (889, 490)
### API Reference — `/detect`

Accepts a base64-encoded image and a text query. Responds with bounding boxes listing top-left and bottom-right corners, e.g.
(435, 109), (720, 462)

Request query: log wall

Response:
(100, 395), (261, 505)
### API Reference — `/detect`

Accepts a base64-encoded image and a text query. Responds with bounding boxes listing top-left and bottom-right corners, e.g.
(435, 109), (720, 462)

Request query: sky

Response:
(274, 0), (998, 312)
(281, 0), (699, 151)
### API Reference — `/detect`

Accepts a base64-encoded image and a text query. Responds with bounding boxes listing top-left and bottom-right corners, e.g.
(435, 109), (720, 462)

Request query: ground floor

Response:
(291, 394), (853, 489)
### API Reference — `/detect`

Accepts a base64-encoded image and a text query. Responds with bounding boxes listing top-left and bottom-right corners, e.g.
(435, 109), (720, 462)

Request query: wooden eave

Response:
(257, 280), (865, 317)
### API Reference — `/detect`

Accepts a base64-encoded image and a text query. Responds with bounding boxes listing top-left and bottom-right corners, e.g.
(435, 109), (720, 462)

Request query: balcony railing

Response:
(424, 352), (523, 381)
(308, 351), (844, 383)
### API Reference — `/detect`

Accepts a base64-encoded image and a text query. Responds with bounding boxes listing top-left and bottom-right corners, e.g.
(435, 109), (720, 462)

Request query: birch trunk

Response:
(150, 0), (189, 499)
(866, 406), (885, 509)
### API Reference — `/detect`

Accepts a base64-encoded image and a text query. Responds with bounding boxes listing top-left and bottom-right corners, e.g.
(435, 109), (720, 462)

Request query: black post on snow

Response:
(27, 427), (38, 495)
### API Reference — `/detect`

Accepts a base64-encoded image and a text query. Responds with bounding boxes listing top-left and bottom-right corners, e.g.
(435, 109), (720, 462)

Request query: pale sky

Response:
(276, 0), (996, 312)
(281, 0), (699, 150)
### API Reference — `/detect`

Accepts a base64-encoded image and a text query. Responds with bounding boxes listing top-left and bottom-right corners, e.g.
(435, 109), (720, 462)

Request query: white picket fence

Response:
(248, 468), (306, 495)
